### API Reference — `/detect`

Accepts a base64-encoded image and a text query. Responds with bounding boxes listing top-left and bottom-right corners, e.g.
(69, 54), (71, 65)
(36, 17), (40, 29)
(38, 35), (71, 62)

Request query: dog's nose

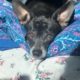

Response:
(32, 49), (42, 57)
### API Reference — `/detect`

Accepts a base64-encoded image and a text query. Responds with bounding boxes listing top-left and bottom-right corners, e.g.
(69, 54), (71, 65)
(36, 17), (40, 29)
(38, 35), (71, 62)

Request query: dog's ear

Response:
(12, 0), (30, 25)
(52, 0), (75, 28)
(19, 0), (28, 4)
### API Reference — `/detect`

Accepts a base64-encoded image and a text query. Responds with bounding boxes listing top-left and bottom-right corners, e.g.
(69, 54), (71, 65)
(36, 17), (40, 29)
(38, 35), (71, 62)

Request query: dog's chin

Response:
(30, 48), (46, 60)
(32, 54), (46, 60)
(31, 52), (46, 60)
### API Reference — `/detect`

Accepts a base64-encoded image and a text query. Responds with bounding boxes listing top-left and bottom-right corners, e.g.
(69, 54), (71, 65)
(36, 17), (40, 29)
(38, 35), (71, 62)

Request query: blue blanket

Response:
(0, 0), (80, 58)
(47, 2), (80, 57)
(0, 0), (29, 51)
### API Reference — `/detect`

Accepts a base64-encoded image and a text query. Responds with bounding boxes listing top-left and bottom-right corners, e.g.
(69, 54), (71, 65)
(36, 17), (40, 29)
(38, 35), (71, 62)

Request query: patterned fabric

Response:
(0, 0), (29, 51)
(0, 48), (41, 80)
(0, 49), (80, 80)
(0, 1), (80, 80)
(47, 2), (80, 57)
(37, 56), (80, 80)
(74, 2), (80, 20)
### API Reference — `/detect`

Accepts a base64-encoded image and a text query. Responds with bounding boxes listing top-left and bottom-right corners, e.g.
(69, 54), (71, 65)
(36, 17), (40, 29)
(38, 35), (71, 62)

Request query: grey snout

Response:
(32, 49), (42, 57)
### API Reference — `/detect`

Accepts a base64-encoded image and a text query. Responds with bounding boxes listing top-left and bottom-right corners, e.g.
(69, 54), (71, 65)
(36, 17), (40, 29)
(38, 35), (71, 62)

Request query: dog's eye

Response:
(47, 31), (52, 35)
(28, 34), (33, 40)
(44, 34), (53, 43)
(46, 35), (52, 41)
(28, 36), (33, 41)
(43, 34), (53, 48)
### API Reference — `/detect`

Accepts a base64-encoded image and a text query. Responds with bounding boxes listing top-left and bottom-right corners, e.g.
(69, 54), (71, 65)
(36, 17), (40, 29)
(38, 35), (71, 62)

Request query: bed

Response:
(0, 0), (80, 80)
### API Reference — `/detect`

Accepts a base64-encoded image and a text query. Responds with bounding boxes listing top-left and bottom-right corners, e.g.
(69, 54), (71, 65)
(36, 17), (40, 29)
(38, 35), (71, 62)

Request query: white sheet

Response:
(0, 48), (80, 80)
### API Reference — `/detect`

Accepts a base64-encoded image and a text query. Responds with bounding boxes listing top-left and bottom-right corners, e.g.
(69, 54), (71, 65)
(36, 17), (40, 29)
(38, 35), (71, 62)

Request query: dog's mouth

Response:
(30, 46), (47, 59)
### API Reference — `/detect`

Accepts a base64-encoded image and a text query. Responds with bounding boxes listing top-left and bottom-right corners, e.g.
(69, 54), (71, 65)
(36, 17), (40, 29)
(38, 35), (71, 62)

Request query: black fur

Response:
(25, 16), (62, 59)
(26, 0), (67, 18)
(24, 0), (74, 59)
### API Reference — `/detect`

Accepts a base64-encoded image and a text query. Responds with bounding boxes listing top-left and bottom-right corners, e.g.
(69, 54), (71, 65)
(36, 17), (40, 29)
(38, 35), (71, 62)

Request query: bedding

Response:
(0, 0), (29, 51)
(47, 2), (80, 57)
(0, 49), (80, 80)
(0, 0), (80, 80)
(0, 48), (39, 79)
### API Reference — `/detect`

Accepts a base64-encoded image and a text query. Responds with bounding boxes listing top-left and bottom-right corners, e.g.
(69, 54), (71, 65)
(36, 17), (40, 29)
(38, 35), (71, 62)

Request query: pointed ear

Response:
(52, 1), (75, 28)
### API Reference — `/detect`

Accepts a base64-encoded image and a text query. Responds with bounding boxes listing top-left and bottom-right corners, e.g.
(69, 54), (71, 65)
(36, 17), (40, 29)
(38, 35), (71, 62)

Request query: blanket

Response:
(47, 2), (80, 57)
(0, 0), (29, 51)
(0, 0), (80, 80)
(0, 48), (80, 80)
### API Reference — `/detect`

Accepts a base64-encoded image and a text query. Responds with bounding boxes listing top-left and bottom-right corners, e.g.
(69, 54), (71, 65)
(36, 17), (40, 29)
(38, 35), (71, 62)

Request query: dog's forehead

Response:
(33, 16), (49, 22)
(28, 16), (56, 36)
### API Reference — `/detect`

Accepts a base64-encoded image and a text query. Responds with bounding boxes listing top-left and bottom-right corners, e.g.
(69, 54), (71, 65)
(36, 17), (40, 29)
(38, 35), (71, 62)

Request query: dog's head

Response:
(25, 1), (74, 59)
(25, 16), (61, 59)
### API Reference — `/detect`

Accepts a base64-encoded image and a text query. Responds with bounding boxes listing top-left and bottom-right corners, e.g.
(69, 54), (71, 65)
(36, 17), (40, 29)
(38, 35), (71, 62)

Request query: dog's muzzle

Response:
(32, 49), (42, 57)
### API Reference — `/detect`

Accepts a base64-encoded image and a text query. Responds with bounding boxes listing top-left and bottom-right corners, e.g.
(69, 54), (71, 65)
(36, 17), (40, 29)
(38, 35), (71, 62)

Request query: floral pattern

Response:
(47, 2), (80, 57)
(36, 71), (53, 80)
(0, 0), (80, 80)
(0, 48), (80, 80)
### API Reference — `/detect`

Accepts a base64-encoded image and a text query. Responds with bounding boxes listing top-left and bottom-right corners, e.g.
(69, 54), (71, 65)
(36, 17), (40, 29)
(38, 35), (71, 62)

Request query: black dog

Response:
(25, 15), (62, 59)
(25, 0), (74, 59)
(12, 0), (74, 59)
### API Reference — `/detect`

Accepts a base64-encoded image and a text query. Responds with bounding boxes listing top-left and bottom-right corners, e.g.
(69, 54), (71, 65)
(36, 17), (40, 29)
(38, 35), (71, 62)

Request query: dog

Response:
(12, 1), (75, 80)
(12, 0), (74, 25)
(25, 15), (62, 59)
(12, 0), (74, 59)
(26, 0), (74, 59)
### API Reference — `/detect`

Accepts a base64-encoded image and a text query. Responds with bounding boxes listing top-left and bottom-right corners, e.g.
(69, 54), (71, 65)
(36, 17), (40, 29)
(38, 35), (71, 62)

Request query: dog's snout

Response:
(32, 49), (42, 57)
